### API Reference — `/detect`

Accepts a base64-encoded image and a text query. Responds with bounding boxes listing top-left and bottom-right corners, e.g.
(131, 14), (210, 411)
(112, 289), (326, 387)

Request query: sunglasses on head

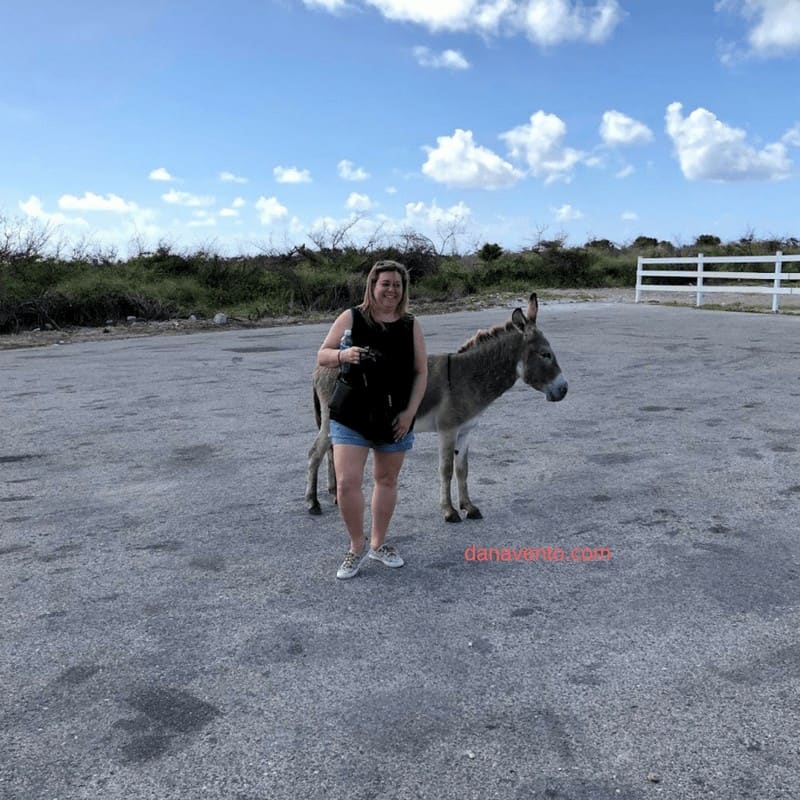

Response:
(372, 265), (406, 280)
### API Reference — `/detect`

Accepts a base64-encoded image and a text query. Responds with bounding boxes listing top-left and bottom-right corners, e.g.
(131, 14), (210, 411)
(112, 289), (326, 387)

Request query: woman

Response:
(317, 260), (428, 579)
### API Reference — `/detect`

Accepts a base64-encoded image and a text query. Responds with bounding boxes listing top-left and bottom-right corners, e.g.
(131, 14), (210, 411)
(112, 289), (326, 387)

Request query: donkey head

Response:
(511, 293), (568, 402)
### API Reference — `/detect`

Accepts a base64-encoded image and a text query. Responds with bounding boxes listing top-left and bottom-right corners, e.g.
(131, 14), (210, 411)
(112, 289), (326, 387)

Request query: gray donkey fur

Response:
(306, 292), (568, 522)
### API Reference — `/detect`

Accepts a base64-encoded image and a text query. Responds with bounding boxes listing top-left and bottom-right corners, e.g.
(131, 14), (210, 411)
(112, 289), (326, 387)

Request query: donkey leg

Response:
(455, 428), (482, 520)
(306, 428), (330, 515)
(438, 430), (461, 523)
(456, 446), (483, 519)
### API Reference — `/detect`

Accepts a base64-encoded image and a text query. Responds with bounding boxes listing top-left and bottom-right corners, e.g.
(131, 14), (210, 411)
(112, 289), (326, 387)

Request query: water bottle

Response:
(339, 328), (352, 374)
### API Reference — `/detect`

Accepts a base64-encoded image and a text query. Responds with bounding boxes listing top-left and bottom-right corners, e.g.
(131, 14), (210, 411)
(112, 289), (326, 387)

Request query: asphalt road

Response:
(1, 300), (799, 800)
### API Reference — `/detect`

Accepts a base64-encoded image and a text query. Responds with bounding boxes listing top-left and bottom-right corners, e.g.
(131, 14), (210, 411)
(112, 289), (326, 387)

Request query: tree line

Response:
(1, 214), (797, 333)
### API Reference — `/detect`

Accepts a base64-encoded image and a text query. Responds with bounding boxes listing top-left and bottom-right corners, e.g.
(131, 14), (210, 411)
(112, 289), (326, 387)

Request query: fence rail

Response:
(635, 252), (800, 312)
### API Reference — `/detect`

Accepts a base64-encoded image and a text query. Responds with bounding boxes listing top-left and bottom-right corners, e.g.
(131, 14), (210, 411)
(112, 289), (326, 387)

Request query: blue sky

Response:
(2, 0), (800, 256)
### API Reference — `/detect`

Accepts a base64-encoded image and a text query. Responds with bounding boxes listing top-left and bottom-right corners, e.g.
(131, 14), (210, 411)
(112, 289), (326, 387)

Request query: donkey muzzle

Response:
(545, 376), (568, 402)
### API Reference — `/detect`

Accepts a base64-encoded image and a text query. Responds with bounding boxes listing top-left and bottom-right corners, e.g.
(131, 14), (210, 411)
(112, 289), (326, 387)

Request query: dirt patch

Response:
(0, 313), (340, 351)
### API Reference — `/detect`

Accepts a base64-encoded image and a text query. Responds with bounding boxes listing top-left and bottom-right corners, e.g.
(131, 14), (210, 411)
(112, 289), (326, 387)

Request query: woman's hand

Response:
(393, 410), (415, 440)
(339, 346), (367, 366)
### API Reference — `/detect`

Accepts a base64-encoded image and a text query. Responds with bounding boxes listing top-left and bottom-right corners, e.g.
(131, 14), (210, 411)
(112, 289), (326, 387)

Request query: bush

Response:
(478, 242), (503, 262)
(591, 256), (636, 286)
(584, 238), (618, 252)
(630, 236), (658, 250)
(694, 234), (722, 250)
(537, 248), (599, 287)
(416, 262), (478, 300)
(3, 226), (800, 333)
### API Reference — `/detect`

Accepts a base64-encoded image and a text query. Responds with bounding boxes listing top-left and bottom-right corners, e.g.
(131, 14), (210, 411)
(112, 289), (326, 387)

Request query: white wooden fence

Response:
(635, 251), (800, 313)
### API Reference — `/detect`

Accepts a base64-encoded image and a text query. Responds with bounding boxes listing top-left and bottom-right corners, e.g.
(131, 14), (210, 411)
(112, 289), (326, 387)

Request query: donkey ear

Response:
(527, 292), (539, 324)
(511, 308), (526, 331)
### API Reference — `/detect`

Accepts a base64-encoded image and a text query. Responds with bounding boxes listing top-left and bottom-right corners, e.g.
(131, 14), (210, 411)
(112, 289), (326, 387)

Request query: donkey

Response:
(306, 292), (568, 522)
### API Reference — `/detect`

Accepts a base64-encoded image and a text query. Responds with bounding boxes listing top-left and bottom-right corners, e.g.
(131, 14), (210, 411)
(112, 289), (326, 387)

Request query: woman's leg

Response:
(370, 450), (406, 551)
(333, 444), (370, 553)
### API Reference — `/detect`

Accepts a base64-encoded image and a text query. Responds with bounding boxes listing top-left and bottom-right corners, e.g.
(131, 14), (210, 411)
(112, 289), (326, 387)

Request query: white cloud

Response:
(423, 128), (522, 189)
(188, 211), (217, 228)
(404, 199), (472, 227)
(149, 167), (174, 181)
(346, 192), (373, 211)
(520, 0), (624, 45)
(303, 0), (624, 44)
(414, 46), (470, 69)
(553, 203), (583, 221)
(621, 210), (639, 221)
(748, 0), (800, 52)
(717, 0), (800, 57)
(303, 0), (347, 10)
(219, 171), (248, 184)
(301, 203), (473, 250)
(14, 201), (167, 256)
(500, 111), (584, 184)
(615, 164), (635, 178)
(783, 122), (800, 146)
(338, 159), (370, 181)
(219, 208), (239, 218)
(475, 0), (515, 31)
(386, 186), (398, 194)
(59, 192), (138, 212)
(402, 200), (473, 251)
(309, 215), (339, 235)
(364, 0), (479, 31)
(19, 195), (89, 227)
(274, 166), (312, 184)
(161, 189), (215, 207)
(256, 196), (289, 225)
(309, 212), (389, 244)
(600, 110), (654, 146)
(665, 101), (792, 181)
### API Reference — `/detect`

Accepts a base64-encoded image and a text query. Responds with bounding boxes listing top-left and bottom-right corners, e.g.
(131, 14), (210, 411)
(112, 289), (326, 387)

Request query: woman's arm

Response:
(317, 310), (365, 369)
(395, 319), (428, 437)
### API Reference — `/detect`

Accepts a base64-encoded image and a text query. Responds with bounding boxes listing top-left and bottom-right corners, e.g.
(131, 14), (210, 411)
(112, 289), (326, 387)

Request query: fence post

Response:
(635, 256), (642, 303)
(772, 251), (783, 313)
(696, 253), (704, 307)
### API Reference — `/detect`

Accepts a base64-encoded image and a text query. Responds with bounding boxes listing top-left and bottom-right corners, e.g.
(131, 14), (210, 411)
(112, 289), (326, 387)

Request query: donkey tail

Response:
(313, 384), (322, 430)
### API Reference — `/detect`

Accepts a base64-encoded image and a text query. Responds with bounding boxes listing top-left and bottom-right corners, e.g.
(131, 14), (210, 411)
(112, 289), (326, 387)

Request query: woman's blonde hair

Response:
(358, 260), (411, 323)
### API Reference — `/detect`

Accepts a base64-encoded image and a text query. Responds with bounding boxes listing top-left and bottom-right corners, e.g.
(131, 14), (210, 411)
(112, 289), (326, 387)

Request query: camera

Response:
(359, 346), (382, 364)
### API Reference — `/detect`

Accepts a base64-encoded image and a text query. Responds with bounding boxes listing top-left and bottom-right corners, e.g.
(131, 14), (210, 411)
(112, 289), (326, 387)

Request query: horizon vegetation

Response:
(1, 215), (798, 334)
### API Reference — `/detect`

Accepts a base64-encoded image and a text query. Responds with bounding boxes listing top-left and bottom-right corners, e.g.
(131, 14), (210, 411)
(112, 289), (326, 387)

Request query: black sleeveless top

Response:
(349, 306), (416, 415)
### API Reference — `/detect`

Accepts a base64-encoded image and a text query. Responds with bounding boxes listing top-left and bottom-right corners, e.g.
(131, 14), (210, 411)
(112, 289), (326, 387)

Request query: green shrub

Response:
(4, 229), (798, 333)
(478, 242), (504, 262)
(416, 261), (480, 299)
(593, 255), (637, 286)
(536, 248), (599, 287)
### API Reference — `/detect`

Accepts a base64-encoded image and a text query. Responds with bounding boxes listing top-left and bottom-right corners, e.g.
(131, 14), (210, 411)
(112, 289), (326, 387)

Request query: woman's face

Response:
(372, 270), (404, 311)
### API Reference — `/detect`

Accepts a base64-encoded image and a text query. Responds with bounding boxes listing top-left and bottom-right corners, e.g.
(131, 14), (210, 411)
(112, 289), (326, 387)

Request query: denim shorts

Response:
(329, 419), (414, 452)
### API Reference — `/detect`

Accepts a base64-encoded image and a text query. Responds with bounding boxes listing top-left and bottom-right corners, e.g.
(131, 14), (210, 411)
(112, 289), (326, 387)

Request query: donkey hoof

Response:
(444, 510), (462, 523)
(465, 508), (483, 520)
(308, 502), (322, 516)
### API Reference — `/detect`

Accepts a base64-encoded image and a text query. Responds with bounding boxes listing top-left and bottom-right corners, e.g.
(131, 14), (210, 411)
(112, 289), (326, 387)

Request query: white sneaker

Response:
(336, 549), (367, 580)
(368, 544), (404, 568)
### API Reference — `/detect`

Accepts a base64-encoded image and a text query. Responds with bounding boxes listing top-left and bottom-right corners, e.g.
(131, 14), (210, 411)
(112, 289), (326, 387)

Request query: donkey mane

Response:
(456, 320), (519, 354)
